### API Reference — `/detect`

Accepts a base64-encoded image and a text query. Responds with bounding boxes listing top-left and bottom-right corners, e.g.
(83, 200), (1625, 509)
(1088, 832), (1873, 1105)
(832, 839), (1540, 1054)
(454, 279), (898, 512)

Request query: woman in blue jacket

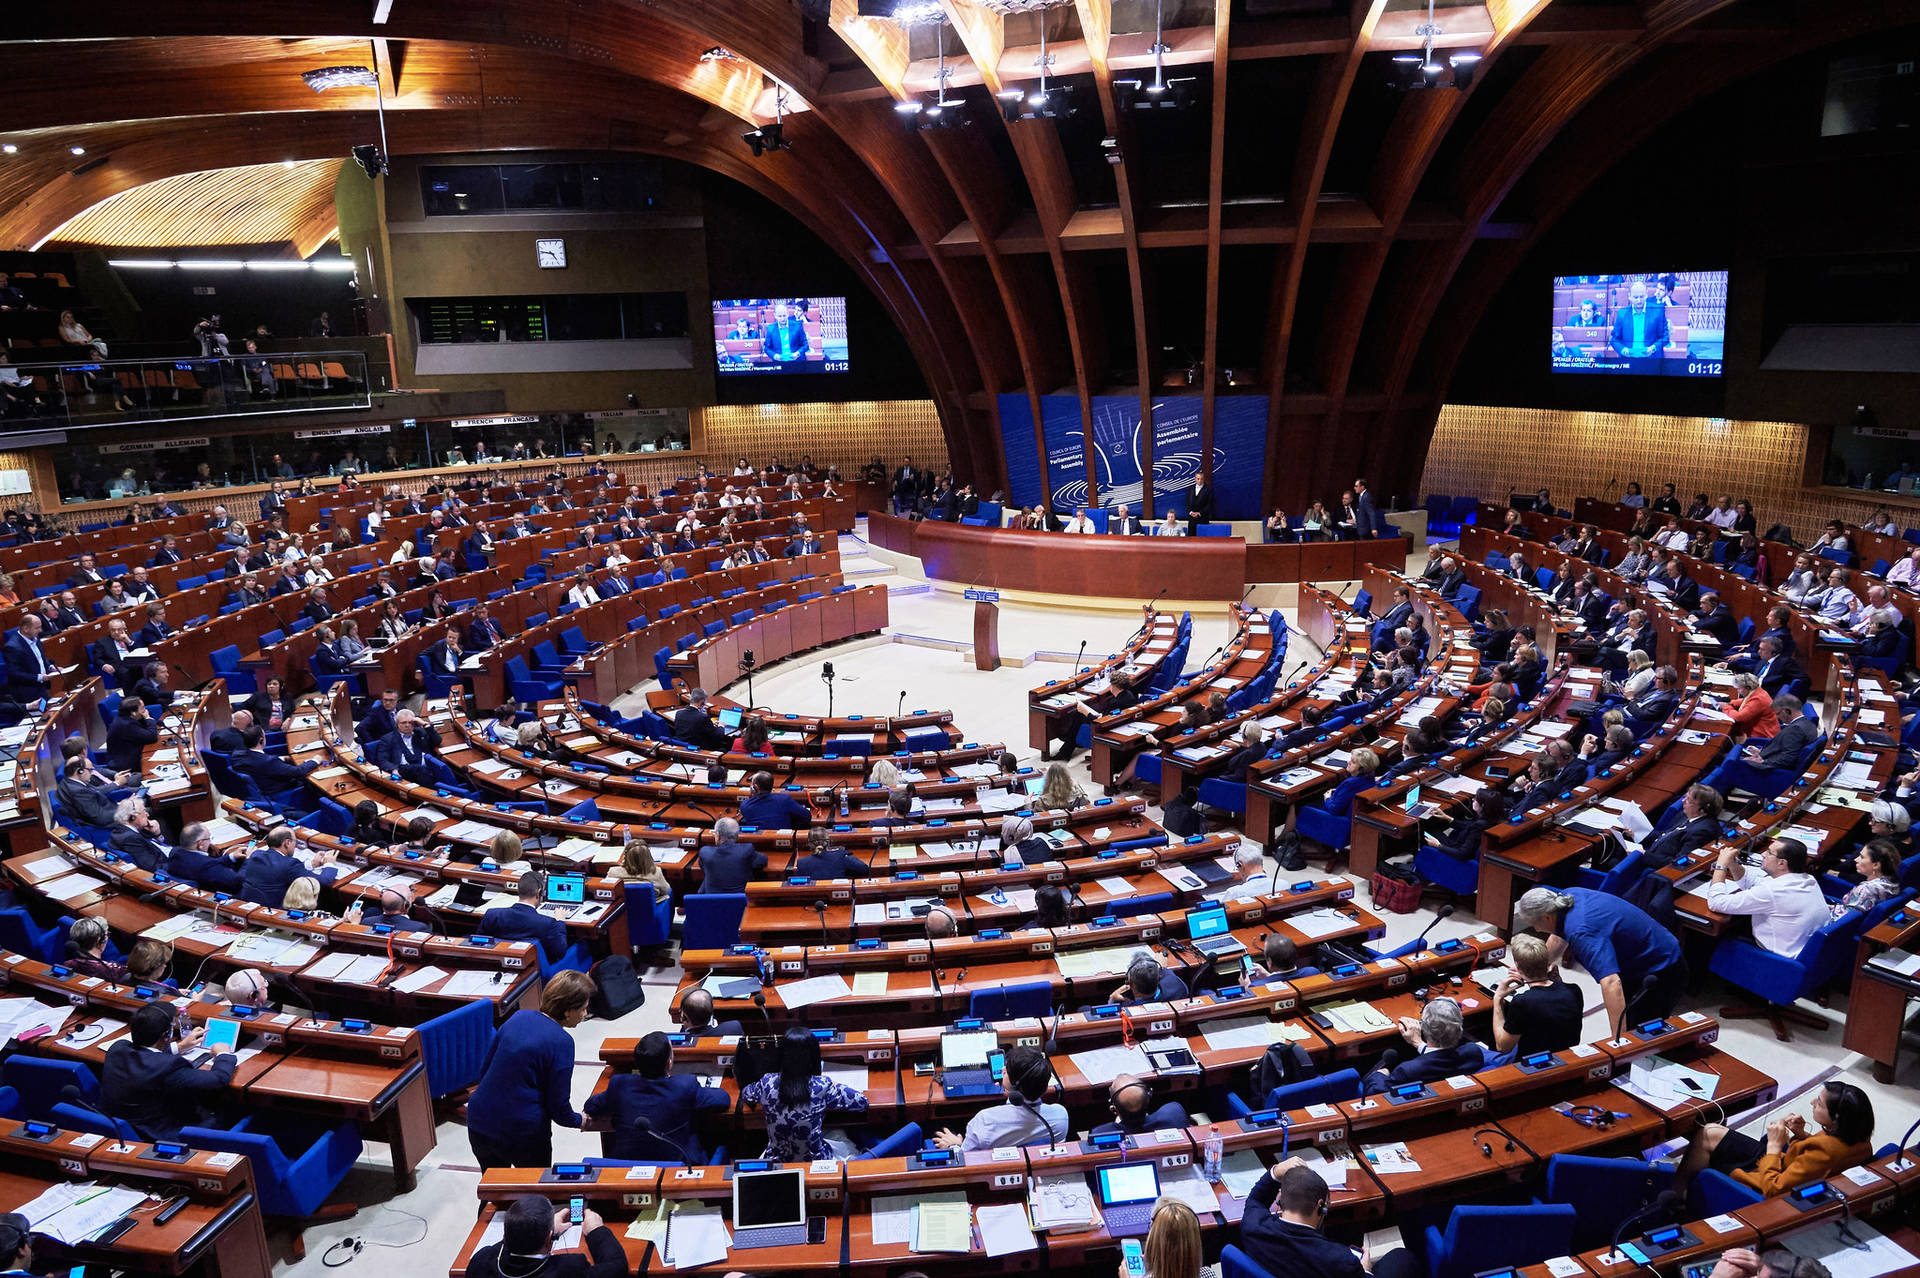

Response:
(467, 970), (595, 1168)
(1322, 748), (1381, 817)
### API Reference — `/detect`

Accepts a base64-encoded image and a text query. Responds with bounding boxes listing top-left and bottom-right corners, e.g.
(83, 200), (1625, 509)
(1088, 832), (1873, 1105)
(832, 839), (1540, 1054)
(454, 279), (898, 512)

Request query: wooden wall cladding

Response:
(1420, 403), (1892, 541)
(697, 400), (950, 479)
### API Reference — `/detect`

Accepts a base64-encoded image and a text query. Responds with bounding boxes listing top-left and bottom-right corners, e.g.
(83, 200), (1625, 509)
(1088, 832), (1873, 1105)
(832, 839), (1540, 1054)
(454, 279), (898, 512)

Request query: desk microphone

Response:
(810, 900), (830, 945)
(1413, 904), (1456, 947)
(750, 990), (773, 1028)
(1608, 1189), (1681, 1259)
(1893, 1117), (1920, 1169)
(1074, 639), (1088, 674)
(931, 968), (944, 996)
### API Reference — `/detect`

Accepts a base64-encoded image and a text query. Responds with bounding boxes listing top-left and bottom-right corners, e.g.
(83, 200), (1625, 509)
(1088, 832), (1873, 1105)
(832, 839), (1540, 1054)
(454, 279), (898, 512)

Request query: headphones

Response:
(1563, 1105), (1617, 1130)
(1472, 1127), (1514, 1157)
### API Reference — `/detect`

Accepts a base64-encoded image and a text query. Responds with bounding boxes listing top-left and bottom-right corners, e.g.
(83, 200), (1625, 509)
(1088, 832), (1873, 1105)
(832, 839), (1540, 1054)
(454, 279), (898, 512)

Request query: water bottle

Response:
(1203, 1124), (1223, 1182)
(837, 788), (849, 819)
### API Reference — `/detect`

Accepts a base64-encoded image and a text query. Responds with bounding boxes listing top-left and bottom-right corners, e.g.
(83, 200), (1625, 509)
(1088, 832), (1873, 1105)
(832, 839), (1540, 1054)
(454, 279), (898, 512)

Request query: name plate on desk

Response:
(964, 589), (1001, 603)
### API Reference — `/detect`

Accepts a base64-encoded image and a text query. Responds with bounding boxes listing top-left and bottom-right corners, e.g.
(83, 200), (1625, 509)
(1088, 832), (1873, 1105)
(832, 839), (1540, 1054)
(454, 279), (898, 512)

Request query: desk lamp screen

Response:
(734, 1169), (806, 1228)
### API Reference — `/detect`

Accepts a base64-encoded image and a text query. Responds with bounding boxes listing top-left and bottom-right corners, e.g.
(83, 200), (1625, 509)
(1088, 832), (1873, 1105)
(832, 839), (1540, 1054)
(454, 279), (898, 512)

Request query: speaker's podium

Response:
(966, 587), (1001, 672)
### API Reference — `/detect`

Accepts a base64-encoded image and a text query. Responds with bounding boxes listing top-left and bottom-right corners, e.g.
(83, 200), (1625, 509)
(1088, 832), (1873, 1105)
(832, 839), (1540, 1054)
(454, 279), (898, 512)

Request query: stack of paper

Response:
(11, 1182), (149, 1245)
(1320, 1001), (1393, 1034)
(662, 1205), (730, 1269)
(1291, 908), (1354, 939)
(975, 1202), (1037, 1258)
(1220, 1150), (1268, 1198)
(1054, 946), (1140, 980)
(442, 969), (509, 997)
(1156, 1163), (1224, 1215)
(391, 965), (448, 994)
(912, 1198), (973, 1254)
(1068, 1043), (1151, 1085)
(1363, 1142), (1421, 1174)
(1028, 1175), (1099, 1230)
(780, 974), (851, 1008)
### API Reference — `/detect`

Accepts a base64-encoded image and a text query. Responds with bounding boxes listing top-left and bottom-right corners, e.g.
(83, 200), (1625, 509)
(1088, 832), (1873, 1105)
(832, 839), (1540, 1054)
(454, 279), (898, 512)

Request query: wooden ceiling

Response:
(3, 0), (1914, 504)
(44, 160), (345, 257)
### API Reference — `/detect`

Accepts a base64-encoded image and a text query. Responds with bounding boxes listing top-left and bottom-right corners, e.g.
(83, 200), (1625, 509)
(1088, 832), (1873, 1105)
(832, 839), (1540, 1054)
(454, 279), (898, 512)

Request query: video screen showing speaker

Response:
(1550, 271), (1727, 377)
(712, 297), (849, 376)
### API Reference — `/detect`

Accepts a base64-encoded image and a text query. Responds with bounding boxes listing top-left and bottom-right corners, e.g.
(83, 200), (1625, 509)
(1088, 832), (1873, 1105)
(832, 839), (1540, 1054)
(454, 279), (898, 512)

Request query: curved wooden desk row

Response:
(5, 820), (548, 1021)
(454, 1032), (1769, 1278)
(1026, 611), (1188, 750)
(471, 550), (851, 711)
(0, 1119), (269, 1278)
(1152, 586), (1356, 802)
(733, 842), (1319, 944)
(665, 583), (889, 699)
(678, 899), (1393, 1027)
(868, 513), (1410, 597)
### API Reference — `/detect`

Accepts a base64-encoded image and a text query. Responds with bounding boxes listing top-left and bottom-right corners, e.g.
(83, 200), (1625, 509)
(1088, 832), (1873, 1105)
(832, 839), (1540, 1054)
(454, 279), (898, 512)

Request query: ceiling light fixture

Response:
(891, 1), (946, 24)
(305, 45), (391, 176)
(699, 46), (735, 62)
(1391, 0), (1480, 91)
(1, 145), (16, 155)
(69, 146), (85, 156)
(894, 13), (970, 131)
(1114, 0), (1197, 111)
(997, 6), (1076, 121)
(301, 65), (379, 92)
(743, 85), (794, 157)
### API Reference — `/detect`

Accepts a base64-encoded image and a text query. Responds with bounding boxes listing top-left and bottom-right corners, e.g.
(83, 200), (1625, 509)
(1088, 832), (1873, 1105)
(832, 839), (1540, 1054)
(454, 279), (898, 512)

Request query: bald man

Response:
(220, 968), (274, 1010)
(1090, 1073), (1190, 1138)
(351, 886), (427, 933)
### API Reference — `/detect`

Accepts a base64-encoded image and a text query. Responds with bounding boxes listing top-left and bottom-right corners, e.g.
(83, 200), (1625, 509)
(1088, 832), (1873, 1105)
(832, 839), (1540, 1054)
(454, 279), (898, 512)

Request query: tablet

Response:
(203, 1017), (241, 1053)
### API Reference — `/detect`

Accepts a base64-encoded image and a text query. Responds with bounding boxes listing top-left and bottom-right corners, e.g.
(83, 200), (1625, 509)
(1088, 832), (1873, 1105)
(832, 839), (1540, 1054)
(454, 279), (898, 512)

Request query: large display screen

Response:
(712, 297), (849, 375)
(1550, 271), (1727, 377)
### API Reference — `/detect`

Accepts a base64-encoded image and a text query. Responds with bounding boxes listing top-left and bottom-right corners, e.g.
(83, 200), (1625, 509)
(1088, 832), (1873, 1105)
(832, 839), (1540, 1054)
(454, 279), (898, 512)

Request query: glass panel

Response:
(420, 165), (504, 215)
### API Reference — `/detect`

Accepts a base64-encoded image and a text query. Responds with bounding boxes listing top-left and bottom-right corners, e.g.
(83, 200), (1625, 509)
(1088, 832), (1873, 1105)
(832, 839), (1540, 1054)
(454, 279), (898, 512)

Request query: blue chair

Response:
(1197, 776), (1247, 814)
(625, 881), (674, 951)
(904, 728), (949, 753)
(541, 940), (596, 980)
(416, 655), (460, 702)
(1294, 803), (1352, 855)
(1414, 845), (1480, 898)
(417, 998), (497, 1099)
(1197, 523), (1233, 537)
(4, 1057), (98, 1118)
(180, 1117), (363, 1252)
(1537, 1154), (1678, 1250)
(0, 909), (71, 964)
(506, 655), (564, 703)
(209, 644), (255, 696)
(1423, 1203), (1578, 1278)
(853, 1122), (924, 1161)
(1224, 1068), (1362, 1119)
(654, 647), (677, 689)
(1689, 1168), (1763, 1217)
(306, 798), (354, 837)
(966, 980), (1054, 1021)
(563, 798), (603, 822)
(307, 654), (365, 698)
(684, 894), (747, 950)
(1708, 908), (1867, 1039)
(1109, 892), (1173, 919)
(52, 1100), (139, 1140)
(1223, 1246), (1278, 1278)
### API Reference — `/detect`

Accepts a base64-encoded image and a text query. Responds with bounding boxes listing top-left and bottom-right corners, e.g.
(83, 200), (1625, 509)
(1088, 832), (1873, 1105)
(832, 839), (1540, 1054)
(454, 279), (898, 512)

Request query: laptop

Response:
(545, 874), (585, 905)
(1096, 1162), (1163, 1237)
(718, 707), (744, 730)
(732, 1167), (809, 1250)
(938, 1028), (1002, 1097)
(1185, 904), (1246, 957)
(1403, 784), (1438, 821)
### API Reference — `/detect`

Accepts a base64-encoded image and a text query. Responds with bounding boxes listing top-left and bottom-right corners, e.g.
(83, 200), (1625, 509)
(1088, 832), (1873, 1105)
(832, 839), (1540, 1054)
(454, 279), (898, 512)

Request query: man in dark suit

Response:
(369, 570), (401, 600)
(673, 689), (732, 752)
(52, 590), (85, 631)
(166, 822), (244, 893)
(1370, 587), (1414, 651)
(239, 825), (337, 907)
(1240, 1160), (1421, 1278)
(1608, 281), (1670, 363)
(1623, 664), (1681, 735)
(152, 498), (186, 519)
(310, 625), (352, 678)
(1690, 592), (1738, 646)
(1635, 783), (1725, 871)
(891, 457), (919, 515)
(101, 1003), (237, 1141)
(269, 566), (305, 597)
(1515, 738), (1588, 810)
(229, 727), (319, 801)
(373, 708), (446, 786)
(148, 535), (184, 567)
(299, 588), (332, 626)
(1728, 636), (1804, 699)
(1361, 996), (1486, 1094)
(259, 482), (288, 522)
(356, 690), (400, 745)
(738, 770), (811, 829)
(1108, 504), (1145, 536)
(57, 753), (123, 827)
(90, 619), (140, 690)
(104, 696), (159, 772)
(1187, 477), (1216, 534)
(209, 709), (253, 755)
(1650, 483), (1682, 516)
(3, 615), (53, 704)
(352, 886), (429, 933)
(697, 817), (766, 894)
(478, 871), (569, 963)
(124, 566), (161, 602)
(68, 553), (104, 588)
(1569, 580), (1611, 630)
(132, 662), (172, 711)
(1354, 478), (1382, 539)
(464, 604), (506, 651)
(584, 1031), (732, 1163)
(108, 795), (170, 872)
(421, 626), (462, 679)
(134, 603), (173, 650)
(464, 526), (497, 561)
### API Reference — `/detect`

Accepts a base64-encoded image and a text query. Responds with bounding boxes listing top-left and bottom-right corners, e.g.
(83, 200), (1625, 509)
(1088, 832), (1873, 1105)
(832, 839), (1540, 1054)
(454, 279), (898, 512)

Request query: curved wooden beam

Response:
(1197, 0), (1231, 496)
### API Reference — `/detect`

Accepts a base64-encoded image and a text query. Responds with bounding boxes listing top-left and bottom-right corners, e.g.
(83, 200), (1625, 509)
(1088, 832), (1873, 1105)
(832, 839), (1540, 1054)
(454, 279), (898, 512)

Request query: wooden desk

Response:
(870, 514), (1250, 601)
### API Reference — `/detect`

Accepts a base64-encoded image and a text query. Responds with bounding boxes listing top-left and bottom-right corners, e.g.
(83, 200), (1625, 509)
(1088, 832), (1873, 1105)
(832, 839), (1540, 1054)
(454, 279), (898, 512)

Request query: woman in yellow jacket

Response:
(1676, 1081), (1874, 1196)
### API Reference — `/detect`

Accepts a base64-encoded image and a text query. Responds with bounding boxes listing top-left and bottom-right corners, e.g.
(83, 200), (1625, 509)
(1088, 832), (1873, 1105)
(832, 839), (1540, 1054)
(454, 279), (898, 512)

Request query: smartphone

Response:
(568, 1196), (584, 1227)
(988, 1049), (1005, 1082)
(1122, 1239), (1146, 1278)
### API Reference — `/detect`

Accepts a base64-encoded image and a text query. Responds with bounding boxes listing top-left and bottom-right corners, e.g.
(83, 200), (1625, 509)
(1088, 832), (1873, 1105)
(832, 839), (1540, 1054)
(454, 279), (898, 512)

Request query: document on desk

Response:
(1867, 950), (1920, 978)
(0, 1001), (73, 1044)
(1028, 1175), (1099, 1230)
(663, 1206), (730, 1270)
(870, 1195), (916, 1245)
(976, 1201), (1037, 1257)
(1627, 1054), (1719, 1103)
(331, 954), (393, 985)
(1321, 1001), (1394, 1034)
(1054, 946), (1140, 980)
(1298, 1144), (1351, 1189)
(37, 872), (106, 905)
(822, 1062), (869, 1091)
(1157, 1163), (1225, 1216)
(1290, 908), (1355, 940)
(1362, 1141), (1421, 1174)
(14, 1182), (150, 1245)
(978, 888), (1037, 915)
(1776, 1217), (1920, 1278)
(442, 969), (509, 998)
(201, 817), (251, 845)
(853, 903), (887, 926)
(780, 973), (852, 1008)
(852, 971), (891, 996)
(224, 932), (300, 964)
(912, 1197), (973, 1254)
(390, 965), (448, 994)
(20, 854), (73, 881)
(1068, 1043), (1151, 1086)
(1095, 876), (1134, 896)
(1202, 1017), (1281, 1053)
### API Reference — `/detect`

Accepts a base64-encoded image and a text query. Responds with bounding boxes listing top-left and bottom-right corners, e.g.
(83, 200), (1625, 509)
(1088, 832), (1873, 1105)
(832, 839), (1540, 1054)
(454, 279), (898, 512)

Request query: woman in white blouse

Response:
(1888, 548), (1920, 590)
(1154, 512), (1183, 537)
(375, 600), (411, 642)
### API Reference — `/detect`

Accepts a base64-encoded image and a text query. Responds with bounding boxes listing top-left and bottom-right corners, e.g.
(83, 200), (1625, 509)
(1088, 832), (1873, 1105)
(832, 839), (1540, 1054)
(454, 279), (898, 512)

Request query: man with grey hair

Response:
(108, 795), (169, 873)
(696, 816), (764, 894)
(1513, 885), (1685, 1039)
(1111, 955), (1189, 1006)
(1361, 995), (1485, 1094)
(674, 687), (731, 752)
(1209, 843), (1268, 903)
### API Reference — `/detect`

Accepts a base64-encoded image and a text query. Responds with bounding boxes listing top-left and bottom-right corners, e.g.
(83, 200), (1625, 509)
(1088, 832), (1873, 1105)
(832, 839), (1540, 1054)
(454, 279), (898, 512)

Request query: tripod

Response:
(822, 661), (836, 719)
(739, 648), (757, 709)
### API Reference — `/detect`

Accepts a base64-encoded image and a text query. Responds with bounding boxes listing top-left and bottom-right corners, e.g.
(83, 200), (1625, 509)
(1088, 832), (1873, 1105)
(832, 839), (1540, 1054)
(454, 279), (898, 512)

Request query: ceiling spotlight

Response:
(1390, 0), (1480, 91)
(1422, 59), (1443, 88)
(997, 88), (1025, 122)
(1114, 0), (1197, 112)
(69, 146), (85, 156)
(1100, 136), (1122, 166)
(301, 65), (379, 92)
(699, 47), (734, 63)
(744, 89), (793, 157)
(891, 1), (947, 24)
(281, 159), (296, 169)
(0, 145), (15, 155)
(895, 100), (925, 116)
(351, 143), (386, 178)
(1449, 51), (1481, 90)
